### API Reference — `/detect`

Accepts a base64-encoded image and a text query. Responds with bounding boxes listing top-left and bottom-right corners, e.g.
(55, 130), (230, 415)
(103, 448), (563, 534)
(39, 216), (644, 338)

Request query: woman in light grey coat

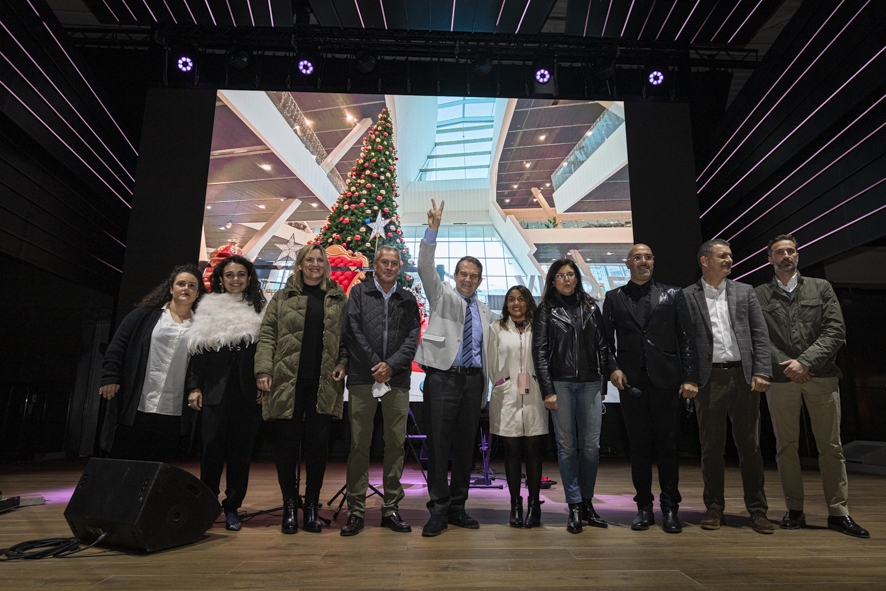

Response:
(488, 285), (548, 528)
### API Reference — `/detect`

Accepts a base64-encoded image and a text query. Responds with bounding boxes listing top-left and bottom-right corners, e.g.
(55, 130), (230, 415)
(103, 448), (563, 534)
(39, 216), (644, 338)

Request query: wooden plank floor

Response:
(1, 458), (885, 590)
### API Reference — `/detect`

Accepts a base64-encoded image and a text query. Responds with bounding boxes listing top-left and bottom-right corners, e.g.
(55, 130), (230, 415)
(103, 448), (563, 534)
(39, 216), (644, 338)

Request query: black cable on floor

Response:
(0, 532), (118, 560)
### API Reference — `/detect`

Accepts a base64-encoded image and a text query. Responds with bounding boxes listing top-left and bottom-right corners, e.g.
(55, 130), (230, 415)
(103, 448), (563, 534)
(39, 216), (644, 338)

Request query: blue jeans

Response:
(549, 381), (602, 504)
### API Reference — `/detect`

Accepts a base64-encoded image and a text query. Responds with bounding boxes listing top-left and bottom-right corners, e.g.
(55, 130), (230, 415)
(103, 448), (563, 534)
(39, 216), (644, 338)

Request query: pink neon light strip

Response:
(732, 176), (886, 272)
(620, 0), (635, 38)
(697, 0), (852, 186)
(379, 0), (387, 29)
(583, 0), (591, 36)
(601, 0), (614, 37)
(246, 0), (255, 26)
(118, 0), (138, 20)
(93, 256), (124, 274)
(711, 0), (741, 42)
(1, 18), (135, 184)
(676, 0), (700, 40)
(728, 0), (763, 43)
(31, 3), (139, 154)
(0, 47), (134, 193)
(100, 0), (120, 22)
(721, 95), (886, 241)
(161, 0), (178, 23)
(103, 229), (126, 248)
(700, 43), (886, 218)
(690, 0), (719, 44)
(354, 0), (365, 27)
(268, 0), (275, 27)
(516, 0), (532, 34)
(0, 78), (130, 207)
(225, 0), (236, 24)
(203, 0), (217, 25)
(141, 0), (158, 21)
(451, 0), (456, 32)
(496, 0), (507, 27)
(656, 0), (678, 40)
(181, 0), (197, 23)
(638, 0), (656, 39)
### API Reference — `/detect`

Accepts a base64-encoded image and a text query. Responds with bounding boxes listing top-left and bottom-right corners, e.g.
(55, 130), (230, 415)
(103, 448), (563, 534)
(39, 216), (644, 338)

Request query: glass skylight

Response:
(417, 97), (496, 181)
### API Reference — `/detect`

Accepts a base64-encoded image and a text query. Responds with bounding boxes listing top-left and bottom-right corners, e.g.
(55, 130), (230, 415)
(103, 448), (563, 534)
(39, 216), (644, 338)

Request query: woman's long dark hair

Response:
(138, 264), (206, 310)
(210, 255), (266, 313)
(540, 259), (593, 307)
(499, 285), (537, 329)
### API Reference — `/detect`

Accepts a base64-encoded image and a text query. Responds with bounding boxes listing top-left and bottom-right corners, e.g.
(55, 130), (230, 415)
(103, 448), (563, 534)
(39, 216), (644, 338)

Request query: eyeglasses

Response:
(555, 272), (576, 281)
(628, 254), (654, 262)
(457, 272), (481, 282)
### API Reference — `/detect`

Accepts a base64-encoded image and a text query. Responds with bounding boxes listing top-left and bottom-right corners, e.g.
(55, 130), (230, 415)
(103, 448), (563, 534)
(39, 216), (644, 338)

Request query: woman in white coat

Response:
(488, 285), (548, 528)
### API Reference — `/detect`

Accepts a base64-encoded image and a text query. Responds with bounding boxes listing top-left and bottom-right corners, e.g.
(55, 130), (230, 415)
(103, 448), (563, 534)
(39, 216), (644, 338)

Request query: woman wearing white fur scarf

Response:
(186, 256), (266, 531)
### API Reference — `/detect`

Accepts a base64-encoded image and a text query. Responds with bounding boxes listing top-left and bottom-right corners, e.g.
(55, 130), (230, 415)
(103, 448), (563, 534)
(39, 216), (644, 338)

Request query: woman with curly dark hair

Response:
(532, 259), (609, 534)
(99, 264), (205, 462)
(488, 285), (548, 528)
(185, 255), (267, 531)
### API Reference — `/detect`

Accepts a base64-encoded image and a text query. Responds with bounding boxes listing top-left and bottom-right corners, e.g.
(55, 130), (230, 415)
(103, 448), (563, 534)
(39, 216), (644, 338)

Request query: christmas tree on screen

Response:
(312, 108), (414, 286)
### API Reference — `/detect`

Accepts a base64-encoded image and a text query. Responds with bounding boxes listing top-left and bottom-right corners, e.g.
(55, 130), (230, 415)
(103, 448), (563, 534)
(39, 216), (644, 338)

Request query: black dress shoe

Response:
(509, 496), (524, 528)
(303, 503), (323, 533)
(583, 500), (608, 529)
(631, 508), (654, 531)
(381, 511), (412, 532)
(281, 499), (298, 534)
(524, 497), (541, 529)
(566, 503), (583, 534)
(448, 506), (480, 529)
(827, 515), (870, 539)
(340, 514), (364, 536)
(421, 513), (449, 537)
(661, 510), (682, 534)
(779, 510), (806, 529)
(225, 511), (242, 532)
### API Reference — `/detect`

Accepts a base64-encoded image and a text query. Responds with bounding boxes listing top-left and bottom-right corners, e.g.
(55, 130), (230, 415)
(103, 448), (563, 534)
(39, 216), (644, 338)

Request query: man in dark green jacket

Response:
(755, 234), (868, 538)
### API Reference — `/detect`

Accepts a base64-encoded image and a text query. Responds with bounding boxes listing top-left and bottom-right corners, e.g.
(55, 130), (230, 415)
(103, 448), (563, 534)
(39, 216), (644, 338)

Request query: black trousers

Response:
(619, 370), (682, 511)
(110, 411), (182, 463)
(200, 388), (263, 513)
(423, 367), (484, 515)
(274, 379), (332, 505)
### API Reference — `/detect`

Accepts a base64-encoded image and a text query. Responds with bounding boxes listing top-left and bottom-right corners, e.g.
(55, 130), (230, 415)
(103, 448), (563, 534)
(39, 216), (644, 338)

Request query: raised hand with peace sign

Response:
(427, 199), (445, 231)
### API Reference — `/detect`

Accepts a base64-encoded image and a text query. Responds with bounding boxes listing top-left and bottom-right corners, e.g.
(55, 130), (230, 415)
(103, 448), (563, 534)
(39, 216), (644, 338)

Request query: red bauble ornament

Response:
(383, 207), (389, 213)
(399, 238), (404, 243)
(372, 173), (378, 178)
(388, 166), (394, 171)
(363, 163), (369, 168)
(376, 196), (383, 201)
(396, 230), (402, 235)
(383, 132), (388, 137)
(387, 232), (393, 237)
(343, 219), (350, 224)
(354, 235), (361, 241)
(349, 204), (356, 209)
(365, 183), (372, 188)
(371, 158), (376, 163)
(351, 166), (357, 171)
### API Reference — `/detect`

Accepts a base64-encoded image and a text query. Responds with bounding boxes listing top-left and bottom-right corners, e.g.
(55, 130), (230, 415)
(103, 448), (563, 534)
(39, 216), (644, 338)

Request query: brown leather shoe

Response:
(749, 512), (774, 534)
(700, 508), (725, 530)
(381, 511), (412, 532)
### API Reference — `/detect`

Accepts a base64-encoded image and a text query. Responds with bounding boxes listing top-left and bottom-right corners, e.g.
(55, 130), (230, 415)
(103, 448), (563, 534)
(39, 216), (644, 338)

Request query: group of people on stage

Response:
(98, 199), (869, 540)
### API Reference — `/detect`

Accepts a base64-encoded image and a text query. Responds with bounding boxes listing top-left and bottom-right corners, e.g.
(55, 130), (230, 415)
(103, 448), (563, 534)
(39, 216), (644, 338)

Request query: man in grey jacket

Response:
(340, 246), (421, 537)
(756, 234), (868, 538)
(684, 239), (773, 534)
(416, 199), (493, 537)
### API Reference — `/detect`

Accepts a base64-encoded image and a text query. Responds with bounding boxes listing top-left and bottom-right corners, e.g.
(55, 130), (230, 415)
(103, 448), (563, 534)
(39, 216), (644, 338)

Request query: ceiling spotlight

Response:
(545, 183), (551, 187)
(532, 198), (538, 202)
(305, 119), (313, 126)
(257, 204), (266, 209)
(512, 184), (518, 189)
(298, 58), (314, 75)
(504, 198), (511, 203)
(310, 203), (318, 207)
(471, 52), (493, 77)
(205, 205), (211, 209)
(345, 112), (355, 122)
(354, 49), (378, 74)
(259, 163), (272, 171)
(524, 162), (531, 168)
(225, 221), (233, 229)
(648, 70), (664, 85)
(606, 252), (613, 255)
(177, 56), (194, 72)
(535, 67), (551, 84)
(538, 135), (546, 141)
(228, 48), (251, 70)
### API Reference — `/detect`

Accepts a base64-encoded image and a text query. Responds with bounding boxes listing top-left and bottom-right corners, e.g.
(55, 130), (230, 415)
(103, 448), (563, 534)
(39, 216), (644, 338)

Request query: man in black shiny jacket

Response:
(602, 244), (699, 534)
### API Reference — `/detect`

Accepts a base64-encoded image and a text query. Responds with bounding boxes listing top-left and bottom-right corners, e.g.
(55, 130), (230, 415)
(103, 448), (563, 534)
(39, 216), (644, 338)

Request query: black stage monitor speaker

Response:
(64, 458), (221, 554)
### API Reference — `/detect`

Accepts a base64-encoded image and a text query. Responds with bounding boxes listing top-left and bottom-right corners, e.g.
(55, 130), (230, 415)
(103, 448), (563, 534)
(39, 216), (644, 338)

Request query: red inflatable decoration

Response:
(325, 244), (368, 295)
(203, 240), (242, 291)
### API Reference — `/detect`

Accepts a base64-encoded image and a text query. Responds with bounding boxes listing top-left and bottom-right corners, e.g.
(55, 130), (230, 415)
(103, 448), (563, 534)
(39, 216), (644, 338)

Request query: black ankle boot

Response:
(524, 497), (541, 528)
(281, 499), (298, 534)
(303, 503), (322, 533)
(567, 503), (583, 534)
(509, 496), (524, 528)
(583, 499), (608, 529)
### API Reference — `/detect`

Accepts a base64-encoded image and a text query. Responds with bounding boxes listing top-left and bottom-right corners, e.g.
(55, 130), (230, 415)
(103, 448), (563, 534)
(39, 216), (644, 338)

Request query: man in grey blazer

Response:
(684, 239), (774, 534)
(416, 199), (493, 537)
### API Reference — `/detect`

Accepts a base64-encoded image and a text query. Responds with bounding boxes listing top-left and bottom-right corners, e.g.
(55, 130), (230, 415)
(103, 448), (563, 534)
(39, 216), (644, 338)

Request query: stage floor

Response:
(1, 458), (885, 590)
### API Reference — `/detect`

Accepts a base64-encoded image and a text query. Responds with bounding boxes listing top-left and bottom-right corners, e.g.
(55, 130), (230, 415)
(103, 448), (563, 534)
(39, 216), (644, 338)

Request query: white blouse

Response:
(138, 306), (192, 416)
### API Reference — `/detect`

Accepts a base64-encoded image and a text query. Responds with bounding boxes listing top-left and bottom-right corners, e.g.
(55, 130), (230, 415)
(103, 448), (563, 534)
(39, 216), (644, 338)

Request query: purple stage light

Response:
(177, 56), (194, 72)
(648, 70), (664, 85)
(298, 59), (314, 75)
(535, 68), (551, 84)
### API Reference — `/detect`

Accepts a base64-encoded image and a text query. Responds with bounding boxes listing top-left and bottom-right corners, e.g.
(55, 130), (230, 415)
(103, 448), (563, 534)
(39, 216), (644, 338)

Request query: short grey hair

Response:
(697, 239), (731, 269)
(375, 245), (401, 260)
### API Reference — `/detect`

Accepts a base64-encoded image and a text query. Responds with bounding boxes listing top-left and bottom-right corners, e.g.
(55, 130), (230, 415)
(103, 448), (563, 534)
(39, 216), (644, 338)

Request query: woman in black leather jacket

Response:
(532, 259), (609, 534)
